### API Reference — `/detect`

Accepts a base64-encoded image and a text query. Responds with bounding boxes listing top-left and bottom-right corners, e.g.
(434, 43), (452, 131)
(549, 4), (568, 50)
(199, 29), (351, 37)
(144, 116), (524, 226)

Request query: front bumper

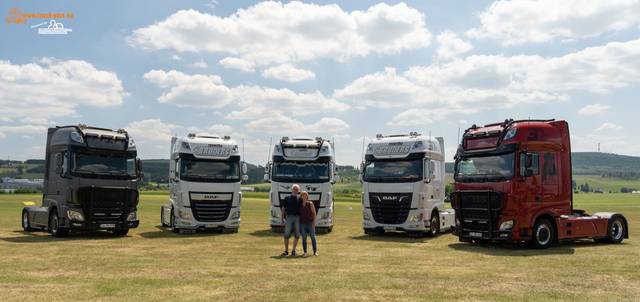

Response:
(451, 225), (513, 241)
(362, 208), (430, 232)
(174, 206), (241, 229)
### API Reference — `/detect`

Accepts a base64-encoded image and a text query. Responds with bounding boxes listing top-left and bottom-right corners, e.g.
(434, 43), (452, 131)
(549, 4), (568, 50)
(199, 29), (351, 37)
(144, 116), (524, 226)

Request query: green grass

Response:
(1, 193), (639, 301)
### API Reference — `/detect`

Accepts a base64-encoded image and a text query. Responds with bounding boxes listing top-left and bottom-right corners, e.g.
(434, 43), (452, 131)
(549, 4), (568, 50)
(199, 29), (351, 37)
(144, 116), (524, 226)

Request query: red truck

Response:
(450, 119), (628, 248)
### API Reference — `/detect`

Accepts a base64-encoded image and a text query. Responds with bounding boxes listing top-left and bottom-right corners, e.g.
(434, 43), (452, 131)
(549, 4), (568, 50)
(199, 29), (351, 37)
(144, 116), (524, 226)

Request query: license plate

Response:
(383, 226), (396, 231)
(100, 224), (115, 228)
(469, 232), (482, 238)
(206, 224), (218, 228)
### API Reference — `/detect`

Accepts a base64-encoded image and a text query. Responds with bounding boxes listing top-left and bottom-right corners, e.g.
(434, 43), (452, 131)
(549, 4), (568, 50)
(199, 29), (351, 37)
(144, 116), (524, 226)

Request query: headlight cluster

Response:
(320, 212), (330, 220)
(409, 213), (423, 223)
(178, 211), (191, 220)
(126, 211), (137, 221)
(231, 211), (240, 220)
(271, 210), (280, 219)
(363, 213), (370, 221)
(67, 210), (85, 221)
(499, 220), (515, 230)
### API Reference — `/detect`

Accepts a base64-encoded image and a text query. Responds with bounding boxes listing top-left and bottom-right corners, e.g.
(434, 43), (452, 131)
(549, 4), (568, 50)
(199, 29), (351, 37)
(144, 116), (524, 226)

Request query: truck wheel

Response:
(606, 217), (625, 244)
(49, 209), (69, 238)
(113, 229), (129, 236)
(425, 212), (440, 237)
(528, 218), (554, 249)
(170, 208), (179, 233)
(22, 209), (35, 232)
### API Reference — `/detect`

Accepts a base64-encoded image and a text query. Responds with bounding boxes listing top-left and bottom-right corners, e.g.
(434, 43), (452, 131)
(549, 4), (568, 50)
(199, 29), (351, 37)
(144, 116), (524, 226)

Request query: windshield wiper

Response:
(75, 169), (98, 178)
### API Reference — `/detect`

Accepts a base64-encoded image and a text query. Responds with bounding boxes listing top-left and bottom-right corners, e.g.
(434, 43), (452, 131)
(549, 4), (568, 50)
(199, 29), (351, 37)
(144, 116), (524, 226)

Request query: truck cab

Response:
(360, 132), (454, 237)
(265, 136), (338, 233)
(22, 124), (143, 237)
(161, 134), (247, 234)
(451, 119), (628, 248)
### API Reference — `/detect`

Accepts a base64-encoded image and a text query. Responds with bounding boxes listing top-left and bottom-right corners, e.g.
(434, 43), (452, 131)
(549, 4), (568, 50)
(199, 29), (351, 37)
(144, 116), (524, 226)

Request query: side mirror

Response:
(358, 174), (363, 182)
(264, 174), (269, 181)
(169, 171), (176, 180)
(334, 165), (339, 174)
(264, 163), (270, 174)
(428, 161), (436, 173)
(55, 166), (63, 175)
(333, 175), (340, 182)
(359, 162), (365, 174)
(137, 158), (144, 172)
(524, 154), (533, 168)
(138, 172), (145, 179)
(55, 153), (63, 167)
(242, 162), (248, 174)
(242, 175), (249, 181)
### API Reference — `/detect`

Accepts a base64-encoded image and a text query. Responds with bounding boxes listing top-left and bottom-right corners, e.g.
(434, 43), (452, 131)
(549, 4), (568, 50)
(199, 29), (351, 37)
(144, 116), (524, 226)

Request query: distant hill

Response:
(446, 152), (640, 177)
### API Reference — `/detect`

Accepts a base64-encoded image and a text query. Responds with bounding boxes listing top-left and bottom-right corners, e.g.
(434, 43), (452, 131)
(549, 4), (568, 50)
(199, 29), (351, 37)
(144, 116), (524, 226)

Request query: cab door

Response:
(518, 152), (541, 228)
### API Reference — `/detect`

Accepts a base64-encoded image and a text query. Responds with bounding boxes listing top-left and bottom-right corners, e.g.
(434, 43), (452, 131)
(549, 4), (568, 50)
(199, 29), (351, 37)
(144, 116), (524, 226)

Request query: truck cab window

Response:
(520, 153), (539, 176)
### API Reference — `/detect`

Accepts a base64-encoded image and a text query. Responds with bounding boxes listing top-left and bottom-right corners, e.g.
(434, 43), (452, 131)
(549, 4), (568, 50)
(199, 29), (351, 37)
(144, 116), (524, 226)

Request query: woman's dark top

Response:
(300, 201), (315, 224)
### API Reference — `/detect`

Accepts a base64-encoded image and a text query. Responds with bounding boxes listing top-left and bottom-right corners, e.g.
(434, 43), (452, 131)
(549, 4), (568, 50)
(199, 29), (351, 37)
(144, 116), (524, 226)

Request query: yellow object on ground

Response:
(21, 201), (36, 205)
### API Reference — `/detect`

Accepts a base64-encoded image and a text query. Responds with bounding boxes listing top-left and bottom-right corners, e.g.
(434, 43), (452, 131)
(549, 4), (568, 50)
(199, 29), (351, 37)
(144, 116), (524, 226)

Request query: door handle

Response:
(535, 196), (541, 201)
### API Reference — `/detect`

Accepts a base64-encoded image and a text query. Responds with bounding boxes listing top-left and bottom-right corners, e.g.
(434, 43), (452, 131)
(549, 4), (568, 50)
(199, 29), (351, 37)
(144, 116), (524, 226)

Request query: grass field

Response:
(1, 193), (639, 301)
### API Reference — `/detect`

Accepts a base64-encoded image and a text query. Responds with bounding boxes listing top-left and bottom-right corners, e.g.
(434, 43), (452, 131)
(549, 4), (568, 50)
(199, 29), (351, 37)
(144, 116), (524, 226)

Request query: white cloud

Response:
(596, 122), (624, 131)
(127, 2), (431, 69)
(187, 126), (202, 132)
(226, 85), (350, 119)
(189, 60), (208, 68)
(22, 135), (34, 139)
(155, 145), (167, 149)
(19, 117), (56, 125)
(578, 104), (610, 115)
(125, 119), (182, 142)
(244, 113), (349, 134)
(336, 38), (640, 124)
(208, 124), (233, 133)
(436, 30), (473, 59)
(467, 0), (640, 45)
(26, 145), (45, 157)
(0, 117), (14, 122)
(205, 0), (218, 9)
(171, 55), (183, 61)
(0, 58), (128, 119)
(261, 64), (316, 82)
(142, 70), (232, 108)
(0, 125), (48, 139)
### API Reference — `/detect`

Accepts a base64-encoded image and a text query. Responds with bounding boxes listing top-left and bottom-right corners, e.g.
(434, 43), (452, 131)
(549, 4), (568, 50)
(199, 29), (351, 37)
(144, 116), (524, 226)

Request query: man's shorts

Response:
(284, 215), (300, 239)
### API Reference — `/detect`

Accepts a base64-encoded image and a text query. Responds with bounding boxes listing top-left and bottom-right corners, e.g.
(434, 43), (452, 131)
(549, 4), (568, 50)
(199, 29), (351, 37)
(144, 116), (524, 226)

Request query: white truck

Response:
(265, 136), (339, 233)
(360, 132), (454, 237)
(161, 134), (247, 234)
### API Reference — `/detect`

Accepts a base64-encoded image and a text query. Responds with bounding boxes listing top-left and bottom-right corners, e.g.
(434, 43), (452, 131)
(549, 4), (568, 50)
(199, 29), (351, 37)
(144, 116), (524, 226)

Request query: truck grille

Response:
(77, 187), (138, 223)
(369, 193), (412, 224)
(450, 191), (503, 232)
(191, 201), (232, 222)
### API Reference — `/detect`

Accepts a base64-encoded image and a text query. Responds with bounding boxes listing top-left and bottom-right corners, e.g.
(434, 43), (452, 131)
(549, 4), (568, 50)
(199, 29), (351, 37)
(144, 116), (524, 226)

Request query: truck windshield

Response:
(363, 159), (422, 183)
(272, 161), (329, 183)
(454, 153), (515, 182)
(180, 159), (239, 182)
(70, 153), (137, 179)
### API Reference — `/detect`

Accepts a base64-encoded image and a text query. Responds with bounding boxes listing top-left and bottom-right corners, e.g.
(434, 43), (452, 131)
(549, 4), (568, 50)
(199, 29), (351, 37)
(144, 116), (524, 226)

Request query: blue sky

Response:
(2, 0), (640, 166)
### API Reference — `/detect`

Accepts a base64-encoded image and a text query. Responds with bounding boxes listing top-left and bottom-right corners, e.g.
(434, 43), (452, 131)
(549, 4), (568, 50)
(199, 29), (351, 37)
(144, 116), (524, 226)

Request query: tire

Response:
(49, 209), (69, 238)
(22, 209), (34, 232)
(113, 229), (129, 236)
(528, 218), (554, 249)
(425, 212), (440, 237)
(606, 217), (625, 244)
(170, 207), (179, 233)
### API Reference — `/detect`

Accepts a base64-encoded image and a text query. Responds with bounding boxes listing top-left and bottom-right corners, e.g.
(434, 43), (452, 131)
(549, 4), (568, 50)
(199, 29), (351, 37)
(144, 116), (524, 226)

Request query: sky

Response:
(1, 0), (640, 167)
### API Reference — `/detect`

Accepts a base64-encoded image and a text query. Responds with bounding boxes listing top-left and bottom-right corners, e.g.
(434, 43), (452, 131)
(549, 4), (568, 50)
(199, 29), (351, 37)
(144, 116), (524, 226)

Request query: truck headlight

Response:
(67, 210), (85, 221)
(126, 211), (137, 221)
(363, 213), (370, 221)
(320, 212), (330, 220)
(271, 210), (280, 219)
(499, 220), (515, 230)
(409, 213), (423, 223)
(178, 211), (191, 220)
(231, 211), (240, 220)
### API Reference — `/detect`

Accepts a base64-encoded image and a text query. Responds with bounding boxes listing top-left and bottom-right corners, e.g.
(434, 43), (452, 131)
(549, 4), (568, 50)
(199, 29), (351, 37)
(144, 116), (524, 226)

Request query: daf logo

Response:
(383, 196), (399, 201)
(204, 195), (220, 199)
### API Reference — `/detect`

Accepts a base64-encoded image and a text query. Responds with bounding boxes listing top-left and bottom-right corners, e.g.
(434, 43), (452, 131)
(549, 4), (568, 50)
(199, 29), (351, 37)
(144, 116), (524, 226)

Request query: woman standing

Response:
(299, 191), (318, 256)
